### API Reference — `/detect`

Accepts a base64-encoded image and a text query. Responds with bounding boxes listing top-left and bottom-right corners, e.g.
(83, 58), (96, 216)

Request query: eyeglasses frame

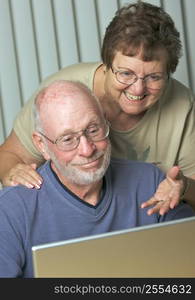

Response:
(111, 66), (168, 88)
(38, 121), (110, 151)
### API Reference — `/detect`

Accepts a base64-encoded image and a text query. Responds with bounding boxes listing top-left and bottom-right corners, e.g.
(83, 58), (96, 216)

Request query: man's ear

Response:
(32, 132), (50, 161)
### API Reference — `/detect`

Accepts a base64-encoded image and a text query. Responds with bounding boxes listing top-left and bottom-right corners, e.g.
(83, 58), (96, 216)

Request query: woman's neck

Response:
(109, 111), (145, 131)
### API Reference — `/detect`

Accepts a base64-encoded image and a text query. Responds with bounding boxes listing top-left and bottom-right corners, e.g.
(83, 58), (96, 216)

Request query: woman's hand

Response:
(2, 163), (43, 189)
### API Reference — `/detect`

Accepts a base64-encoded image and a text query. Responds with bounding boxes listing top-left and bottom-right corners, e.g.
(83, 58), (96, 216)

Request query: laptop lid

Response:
(32, 216), (195, 278)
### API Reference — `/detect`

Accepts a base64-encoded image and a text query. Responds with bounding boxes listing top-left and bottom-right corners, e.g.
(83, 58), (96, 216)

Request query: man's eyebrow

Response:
(57, 119), (102, 137)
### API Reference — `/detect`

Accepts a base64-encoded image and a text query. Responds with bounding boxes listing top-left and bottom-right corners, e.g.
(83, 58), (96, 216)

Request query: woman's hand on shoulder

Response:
(2, 163), (43, 189)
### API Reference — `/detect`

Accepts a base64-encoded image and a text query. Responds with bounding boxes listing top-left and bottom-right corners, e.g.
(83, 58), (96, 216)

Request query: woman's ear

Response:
(32, 132), (50, 161)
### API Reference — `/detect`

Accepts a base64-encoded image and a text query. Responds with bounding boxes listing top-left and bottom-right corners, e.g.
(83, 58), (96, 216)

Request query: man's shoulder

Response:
(0, 163), (49, 207)
(107, 158), (165, 195)
(109, 158), (160, 173)
(0, 185), (33, 213)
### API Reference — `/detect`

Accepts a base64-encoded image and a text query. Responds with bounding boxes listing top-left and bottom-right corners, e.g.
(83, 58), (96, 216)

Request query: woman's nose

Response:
(126, 78), (146, 95)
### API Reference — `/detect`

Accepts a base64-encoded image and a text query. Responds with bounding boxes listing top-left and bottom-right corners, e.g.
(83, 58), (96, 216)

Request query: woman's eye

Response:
(121, 71), (132, 77)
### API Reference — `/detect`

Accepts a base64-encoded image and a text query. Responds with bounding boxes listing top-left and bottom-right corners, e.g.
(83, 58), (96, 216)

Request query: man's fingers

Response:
(142, 196), (180, 216)
(140, 197), (158, 208)
(147, 200), (171, 216)
(169, 196), (180, 209)
(141, 195), (171, 209)
(158, 200), (173, 215)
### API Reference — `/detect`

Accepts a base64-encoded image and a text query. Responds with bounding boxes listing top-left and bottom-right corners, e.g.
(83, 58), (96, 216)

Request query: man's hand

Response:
(2, 163), (43, 189)
(141, 166), (185, 215)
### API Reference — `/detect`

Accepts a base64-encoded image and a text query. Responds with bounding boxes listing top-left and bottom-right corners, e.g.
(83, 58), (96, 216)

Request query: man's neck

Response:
(51, 163), (103, 206)
(61, 177), (103, 206)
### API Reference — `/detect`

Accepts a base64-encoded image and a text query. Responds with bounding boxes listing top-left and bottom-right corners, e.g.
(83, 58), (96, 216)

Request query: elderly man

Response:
(0, 80), (194, 278)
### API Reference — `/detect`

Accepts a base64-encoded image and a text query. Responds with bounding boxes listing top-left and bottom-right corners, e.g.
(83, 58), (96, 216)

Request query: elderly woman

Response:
(0, 1), (195, 214)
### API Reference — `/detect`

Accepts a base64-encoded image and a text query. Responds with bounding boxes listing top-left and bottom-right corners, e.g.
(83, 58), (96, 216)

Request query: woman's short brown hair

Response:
(101, 1), (182, 74)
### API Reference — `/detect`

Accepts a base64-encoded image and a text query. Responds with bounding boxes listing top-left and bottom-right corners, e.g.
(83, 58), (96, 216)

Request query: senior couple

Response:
(0, 2), (194, 277)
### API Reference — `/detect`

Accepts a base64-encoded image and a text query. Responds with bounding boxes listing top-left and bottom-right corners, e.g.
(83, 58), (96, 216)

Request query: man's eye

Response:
(61, 136), (74, 144)
(148, 74), (162, 81)
(88, 127), (100, 134)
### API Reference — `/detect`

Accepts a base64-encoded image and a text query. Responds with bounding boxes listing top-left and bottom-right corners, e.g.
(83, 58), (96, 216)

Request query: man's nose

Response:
(77, 135), (96, 157)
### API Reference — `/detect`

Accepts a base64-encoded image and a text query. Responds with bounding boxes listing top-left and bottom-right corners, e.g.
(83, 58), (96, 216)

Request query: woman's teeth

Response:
(124, 91), (145, 101)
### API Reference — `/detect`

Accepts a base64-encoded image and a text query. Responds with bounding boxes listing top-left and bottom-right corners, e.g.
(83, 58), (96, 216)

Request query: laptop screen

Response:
(32, 216), (195, 278)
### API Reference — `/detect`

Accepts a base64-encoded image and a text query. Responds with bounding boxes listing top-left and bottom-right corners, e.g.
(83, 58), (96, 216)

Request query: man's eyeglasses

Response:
(38, 122), (110, 151)
(111, 67), (167, 89)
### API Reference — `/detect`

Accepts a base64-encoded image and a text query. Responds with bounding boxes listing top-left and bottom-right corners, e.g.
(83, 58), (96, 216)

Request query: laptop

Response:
(32, 216), (195, 278)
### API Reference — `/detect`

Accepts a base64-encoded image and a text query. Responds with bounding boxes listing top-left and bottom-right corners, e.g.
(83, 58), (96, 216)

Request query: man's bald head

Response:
(34, 80), (104, 132)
